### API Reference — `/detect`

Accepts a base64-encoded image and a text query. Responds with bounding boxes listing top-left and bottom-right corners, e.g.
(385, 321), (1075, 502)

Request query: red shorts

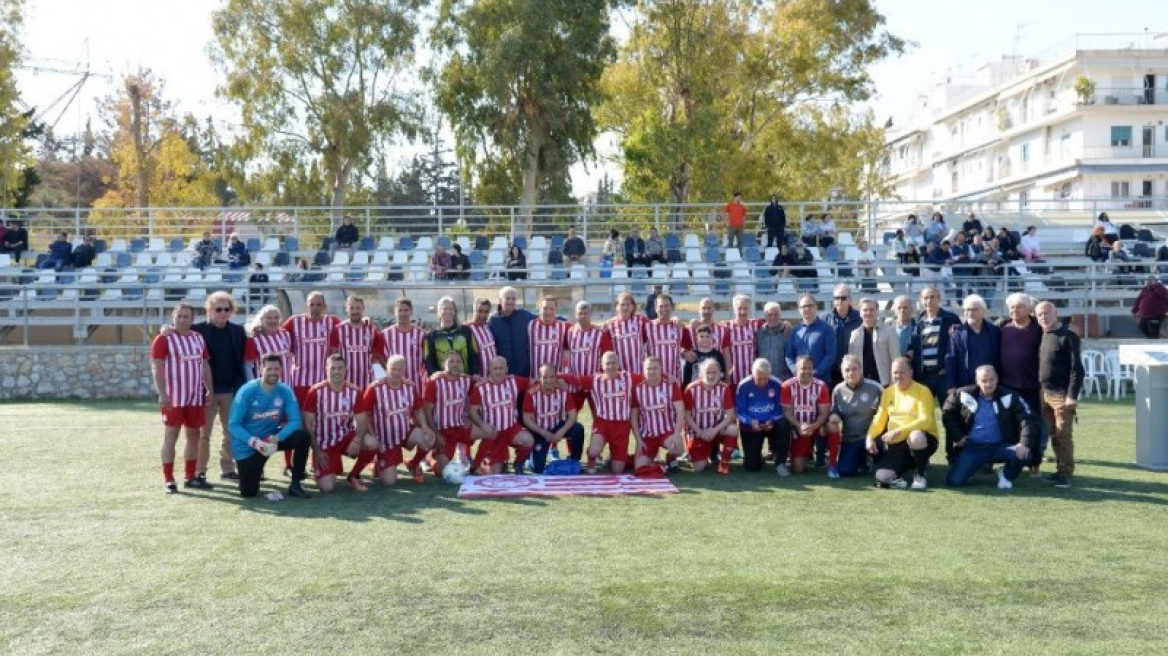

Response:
(376, 446), (404, 474)
(482, 424), (525, 465)
(685, 432), (737, 462)
(313, 432), (356, 479)
(161, 405), (206, 428)
(593, 419), (631, 463)
(439, 426), (473, 460)
(790, 429), (821, 459)
(570, 391), (593, 417)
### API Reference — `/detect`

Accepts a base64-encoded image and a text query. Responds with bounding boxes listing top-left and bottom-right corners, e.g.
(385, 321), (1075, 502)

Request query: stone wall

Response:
(0, 346), (155, 400)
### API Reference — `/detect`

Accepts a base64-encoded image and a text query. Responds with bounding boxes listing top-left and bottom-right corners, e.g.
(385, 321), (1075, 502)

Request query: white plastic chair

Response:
(684, 233), (701, 249)
(530, 235), (548, 250)
(837, 232), (856, 247)
(378, 236), (395, 251)
(1105, 350), (1135, 400)
(1080, 349), (1106, 401)
(332, 250), (350, 266)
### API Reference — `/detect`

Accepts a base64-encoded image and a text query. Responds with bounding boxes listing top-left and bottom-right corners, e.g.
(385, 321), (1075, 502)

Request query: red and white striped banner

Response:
(457, 474), (678, 498)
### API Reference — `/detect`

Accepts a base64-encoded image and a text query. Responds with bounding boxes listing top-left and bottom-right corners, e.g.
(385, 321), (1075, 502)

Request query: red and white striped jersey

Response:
(244, 330), (294, 381)
(150, 331), (209, 407)
(382, 324), (427, 384)
(631, 380), (683, 437)
(562, 325), (610, 392)
(282, 314), (341, 388)
(641, 320), (692, 383)
(364, 379), (422, 449)
(780, 377), (830, 424)
(688, 321), (730, 354)
(528, 319), (568, 375)
(723, 319), (764, 382)
(470, 376), (532, 431)
(605, 315), (648, 374)
(574, 371), (643, 423)
(684, 381), (736, 433)
(522, 386), (578, 431)
(303, 382), (368, 450)
(467, 323), (497, 375)
(424, 375), (473, 430)
(328, 322), (386, 389)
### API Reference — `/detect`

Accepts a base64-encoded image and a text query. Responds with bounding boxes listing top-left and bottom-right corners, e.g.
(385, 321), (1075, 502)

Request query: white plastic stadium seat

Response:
(491, 236), (509, 250)
(184, 272), (206, 301)
(351, 251), (370, 266)
(456, 236), (471, 252)
(1080, 350), (1106, 401)
(332, 250), (350, 266)
(254, 252), (272, 267)
(530, 263), (548, 281)
(837, 232), (855, 247)
(134, 253), (153, 267)
(528, 249), (547, 265)
(371, 251), (390, 266)
(391, 251), (409, 266)
(684, 233), (701, 249)
(530, 236), (547, 250)
(148, 238), (165, 253)
(378, 236), (395, 251)
(685, 248), (702, 263)
(154, 253), (173, 267)
(109, 239), (128, 253)
(416, 236), (434, 251)
(569, 264), (588, 280)
(486, 250), (505, 279)
(725, 248), (742, 263)
(263, 238), (281, 252)
(0, 254), (11, 268)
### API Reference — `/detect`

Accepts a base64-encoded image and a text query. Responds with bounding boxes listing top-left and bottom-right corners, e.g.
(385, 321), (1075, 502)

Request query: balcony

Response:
(1082, 86), (1168, 107)
(1081, 144), (1164, 160)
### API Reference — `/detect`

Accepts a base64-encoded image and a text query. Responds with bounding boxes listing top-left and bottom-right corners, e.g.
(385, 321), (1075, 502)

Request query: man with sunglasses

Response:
(192, 292), (248, 483)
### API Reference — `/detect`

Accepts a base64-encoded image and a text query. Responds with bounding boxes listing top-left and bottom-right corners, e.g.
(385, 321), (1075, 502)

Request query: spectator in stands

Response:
(725, 192), (747, 250)
(848, 298), (899, 386)
(962, 212), (983, 240)
(942, 364), (1035, 489)
(789, 242), (817, 287)
(763, 194), (787, 248)
(1132, 275), (1168, 339)
(818, 214), (837, 249)
(1084, 226), (1109, 262)
(71, 234), (97, 268)
(1036, 301), (1084, 489)
(563, 227), (586, 264)
(1, 219), (28, 263)
(332, 215), (359, 255)
(910, 286), (961, 405)
(645, 285), (664, 321)
(644, 227), (666, 264)
(431, 244), (452, 280)
(800, 214), (823, 247)
(770, 244), (791, 277)
(854, 239), (877, 292)
(624, 227), (649, 267)
(489, 286), (535, 376)
(902, 214), (923, 245)
(40, 231), (74, 271)
(969, 234), (985, 261)
(505, 244), (527, 281)
(1109, 240), (1137, 274)
(949, 232), (973, 296)
(448, 244), (471, 280)
(603, 229), (621, 263)
(923, 241), (951, 287)
(1156, 239), (1168, 279)
(248, 262), (270, 307)
(944, 294), (1002, 465)
(902, 243), (921, 277)
(1096, 212), (1118, 242)
(925, 212), (947, 245)
(226, 233), (251, 270)
(891, 229), (908, 260)
(288, 258), (310, 283)
(192, 231), (221, 269)
(1019, 226), (1044, 262)
(997, 229), (1020, 260)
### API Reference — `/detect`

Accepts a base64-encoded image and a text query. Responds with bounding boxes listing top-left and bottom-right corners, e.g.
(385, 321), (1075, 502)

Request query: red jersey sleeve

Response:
(723, 384), (737, 409)
(243, 338), (258, 361)
(817, 381), (831, 404)
(468, 385), (483, 407)
(522, 393), (536, 414)
(682, 385), (696, 412)
(327, 326), (340, 351)
(564, 392), (578, 412)
(670, 383), (683, 402)
(361, 385), (379, 412)
(352, 386), (371, 414)
(302, 386), (319, 413)
(560, 373), (588, 390)
(599, 331), (613, 354)
(630, 373), (646, 386)
(780, 381), (794, 406)
(423, 380), (438, 406)
(680, 329), (693, 351)
(629, 386), (641, 410)
(150, 335), (168, 360)
(371, 330), (386, 354)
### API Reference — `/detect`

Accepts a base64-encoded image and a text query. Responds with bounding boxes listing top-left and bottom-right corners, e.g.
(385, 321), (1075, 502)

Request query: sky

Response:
(12, 0), (1166, 200)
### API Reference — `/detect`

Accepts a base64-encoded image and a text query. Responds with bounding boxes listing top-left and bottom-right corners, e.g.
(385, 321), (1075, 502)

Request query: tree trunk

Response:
(669, 161), (690, 232)
(519, 131), (544, 239)
(129, 84), (149, 212)
(329, 160), (352, 221)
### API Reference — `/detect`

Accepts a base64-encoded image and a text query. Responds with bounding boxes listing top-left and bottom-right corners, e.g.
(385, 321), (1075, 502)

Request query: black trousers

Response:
(531, 422), (586, 473)
(766, 228), (785, 249)
(740, 423), (791, 472)
(235, 429), (310, 498)
(1139, 318), (1163, 339)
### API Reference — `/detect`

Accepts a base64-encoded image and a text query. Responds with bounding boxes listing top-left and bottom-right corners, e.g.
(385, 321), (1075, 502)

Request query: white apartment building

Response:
(881, 34), (1168, 213)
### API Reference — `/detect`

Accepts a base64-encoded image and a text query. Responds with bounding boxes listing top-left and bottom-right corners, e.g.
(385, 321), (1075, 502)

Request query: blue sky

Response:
(12, 0), (1164, 198)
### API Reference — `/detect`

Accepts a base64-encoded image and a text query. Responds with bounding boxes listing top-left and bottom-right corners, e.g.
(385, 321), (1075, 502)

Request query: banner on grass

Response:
(457, 474), (679, 498)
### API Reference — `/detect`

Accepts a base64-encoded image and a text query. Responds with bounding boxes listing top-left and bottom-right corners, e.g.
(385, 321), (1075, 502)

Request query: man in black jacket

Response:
(943, 365), (1036, 488)
(763, 194), (787, 248)
(1036, 301), (1084, 489)
(192, 291), (249, 482)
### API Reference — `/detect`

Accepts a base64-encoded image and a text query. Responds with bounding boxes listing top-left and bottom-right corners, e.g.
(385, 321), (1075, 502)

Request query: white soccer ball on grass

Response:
(442, 461), (467, 485)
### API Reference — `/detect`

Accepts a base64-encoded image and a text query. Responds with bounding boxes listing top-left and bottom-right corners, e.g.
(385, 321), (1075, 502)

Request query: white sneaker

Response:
(911, 474), (928, 490)
(997, 470), (1014, 490)
(881, 477), (908, 489)
(775, 464), (791, 478)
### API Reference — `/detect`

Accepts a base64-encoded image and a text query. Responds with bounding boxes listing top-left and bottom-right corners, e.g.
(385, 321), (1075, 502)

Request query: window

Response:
(1019, 189), (1030, 207)
(1058, 182), (1073, 200)
(1111, 126), (1133, 147)
(1111, 181), (1131, 197)
(1021, 144), (1030, 168)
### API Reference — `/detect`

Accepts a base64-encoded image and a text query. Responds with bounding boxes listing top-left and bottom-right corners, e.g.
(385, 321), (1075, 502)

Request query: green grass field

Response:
(3, 399), (1167, 655)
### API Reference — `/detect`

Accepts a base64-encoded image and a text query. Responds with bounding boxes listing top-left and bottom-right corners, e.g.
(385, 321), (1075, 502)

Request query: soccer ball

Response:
(442, 461), (467, 485)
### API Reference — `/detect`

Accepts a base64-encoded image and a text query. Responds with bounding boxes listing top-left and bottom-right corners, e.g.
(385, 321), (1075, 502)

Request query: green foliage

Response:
(433, 0), (616, 222)
(0, 0), (29, 208)
(211, 0), (424, 213)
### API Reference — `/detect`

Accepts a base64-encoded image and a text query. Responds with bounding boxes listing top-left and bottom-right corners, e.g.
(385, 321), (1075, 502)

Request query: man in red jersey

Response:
(328, 294), (387, 389)
(684, 358), (739, 474)
(363, 355), (436, 485)
(563, 351), (642, 474)
(522, 363), (585, 471)
(382, 298), (427, 385)
(528, 295), (569, 376)
(466, 297), (498, 378)
(282, 291), (342, 404)
(689, 297), (730, 354)
(562, 300), (610, 416)
(151, 303), (214, 493)
(724, 294), (764, 382)
(630, 356), (686, 473)
(605, 292), (648, 376)
(468, 356), (536, 474)
(780, 355), (832, 476)
(424, 351), (476, 476)
(303, 354), (373, 492)
(641, 293), (694, 386)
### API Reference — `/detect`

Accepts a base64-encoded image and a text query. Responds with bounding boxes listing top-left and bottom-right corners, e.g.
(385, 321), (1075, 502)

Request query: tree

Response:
(433, 0), (617, 233)
(0, 0), (30, 209)
(600, 0), (906, 219)
(211, 0), (424, 216)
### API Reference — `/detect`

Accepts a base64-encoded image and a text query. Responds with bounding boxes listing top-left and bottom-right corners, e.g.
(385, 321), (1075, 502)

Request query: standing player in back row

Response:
(467, 298), (499, 377)
(151, 303), (214, 493)
(689, 297), (730, 357)
(328, 295), (387, 389)
(528, 296), (569, 376)
(281, 292), (341, 474)
(724, 294), (763, 382)
(641, 294), (694, 385)
(382, 298), (427, 385)
(606, 292), (649, 376)
(562, 301), (610, 416)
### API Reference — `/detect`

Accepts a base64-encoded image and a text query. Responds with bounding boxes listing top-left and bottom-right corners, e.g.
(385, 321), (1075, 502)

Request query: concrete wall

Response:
(0, 346), (154, 400)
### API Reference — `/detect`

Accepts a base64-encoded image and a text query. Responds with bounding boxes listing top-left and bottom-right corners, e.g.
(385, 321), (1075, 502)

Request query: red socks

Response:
(720, 435), (739, 463)
(162, 462), (175, 483)
(825, 431), (841, 467)
(184, 459), (197, 481)
(349, 450), (377, 478)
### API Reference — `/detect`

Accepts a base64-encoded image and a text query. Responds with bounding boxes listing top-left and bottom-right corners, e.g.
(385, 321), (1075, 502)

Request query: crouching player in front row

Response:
(468, 356), (535, 475)
(228, 353), (312, 499)
(683, 359), (738, 474)
(302, 354), (373, 493)
(630, 356), (686, 474)
(363, 355), (437, 485)
(522, 364), (585, 473)
(424, 351), (476, 477)
(562, 351), (641, 474)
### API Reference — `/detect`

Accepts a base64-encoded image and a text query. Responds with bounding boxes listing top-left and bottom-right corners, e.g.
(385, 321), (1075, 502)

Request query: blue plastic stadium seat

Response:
(599, 259), (613, 279)
(273, 252), (291, 267)
(115, 252), (132, 269)
(741, 233), (757, 249)
(313, 250), (331, 267)
(246, 238), (261, 253)
(548, 250), (564, 266)
(704, 246), (721, 263)
(512, 236), (528, 250)
(666, 248), (682, 264)
(743, 246), (761, 263)
(397, 237), (414, 251)
(549, 234), (565, 251)
(551, 265), (568, 281)
(284, 236), (300, 253)
(95, 239), (107, 253)
(169, 238), (185, 252)
(129, 239), (146, 253)
(436, 236), (452, 249)
(359, 236), (375, 251)
(704, 233), (720, 248)
(474, 235), (490, 251)
(664, 233), (681, 250)
(320, 237), (334, 251)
